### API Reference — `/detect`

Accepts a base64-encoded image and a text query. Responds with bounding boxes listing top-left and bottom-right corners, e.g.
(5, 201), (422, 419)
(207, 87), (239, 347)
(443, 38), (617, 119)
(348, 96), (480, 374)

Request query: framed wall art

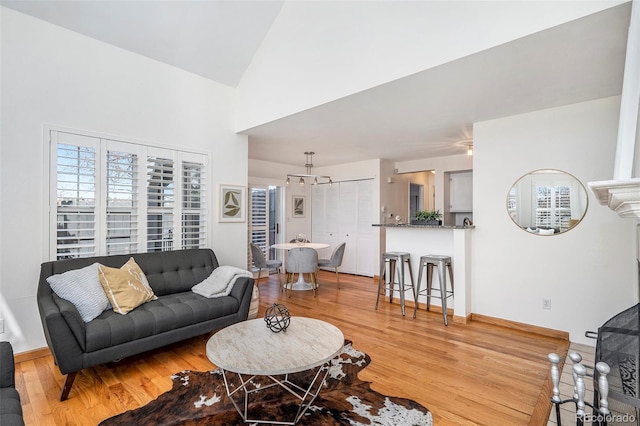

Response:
(293, 195), (305, 218)
(218, 184), (246, 222)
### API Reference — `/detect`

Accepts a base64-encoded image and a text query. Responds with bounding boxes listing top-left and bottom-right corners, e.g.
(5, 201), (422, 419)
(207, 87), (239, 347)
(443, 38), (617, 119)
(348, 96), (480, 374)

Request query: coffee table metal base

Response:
(221, 364), (330, 425)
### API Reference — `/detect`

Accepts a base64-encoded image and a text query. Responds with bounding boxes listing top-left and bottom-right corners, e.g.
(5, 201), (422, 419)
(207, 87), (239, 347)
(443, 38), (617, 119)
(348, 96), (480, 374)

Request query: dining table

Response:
(271, 242), (330, 290)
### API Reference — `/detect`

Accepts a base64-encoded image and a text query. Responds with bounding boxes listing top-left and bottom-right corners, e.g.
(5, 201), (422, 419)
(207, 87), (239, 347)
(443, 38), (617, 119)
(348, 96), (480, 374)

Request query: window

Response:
(248, 185), (280, 269)
(146, 156), (174, 252)
(55, 142), (97, 258)
(535, 183), (571, 231)
(50, 130), (207, 259)
(106, 148), (138, 255)
(181, 161), (206, 249)
(250, 187), (268, 251)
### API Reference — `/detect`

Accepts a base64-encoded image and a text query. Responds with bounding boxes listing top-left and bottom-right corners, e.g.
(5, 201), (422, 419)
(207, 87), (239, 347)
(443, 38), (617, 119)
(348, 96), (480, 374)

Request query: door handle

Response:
(276, 223), (279, 234)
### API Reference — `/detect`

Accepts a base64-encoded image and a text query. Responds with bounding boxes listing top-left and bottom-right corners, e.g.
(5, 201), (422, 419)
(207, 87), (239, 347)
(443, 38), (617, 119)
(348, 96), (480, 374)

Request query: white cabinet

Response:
(355, 181), (375, 274)
(450, 172), (473, 212)
(311, 179), (374, 277)
(337, 182), (357, 273)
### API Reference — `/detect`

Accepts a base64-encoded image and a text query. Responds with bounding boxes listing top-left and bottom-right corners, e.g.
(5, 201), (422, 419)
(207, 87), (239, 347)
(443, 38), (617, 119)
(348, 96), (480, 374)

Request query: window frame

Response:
(47, 126), (209, 260)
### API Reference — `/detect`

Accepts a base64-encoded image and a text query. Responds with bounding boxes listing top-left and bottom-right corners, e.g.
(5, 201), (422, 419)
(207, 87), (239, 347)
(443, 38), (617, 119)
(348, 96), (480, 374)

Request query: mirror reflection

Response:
(507, 169), (588, 235)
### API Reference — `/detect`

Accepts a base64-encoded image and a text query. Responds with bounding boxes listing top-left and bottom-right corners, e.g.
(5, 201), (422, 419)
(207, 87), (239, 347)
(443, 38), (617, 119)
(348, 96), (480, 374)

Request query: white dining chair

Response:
(317, 242), (346, 289)
(285, 247), (318, 297)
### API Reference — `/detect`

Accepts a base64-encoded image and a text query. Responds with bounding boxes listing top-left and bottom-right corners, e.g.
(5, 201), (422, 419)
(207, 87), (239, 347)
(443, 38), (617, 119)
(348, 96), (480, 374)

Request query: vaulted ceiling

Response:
(1, 1), (630, 167)
(1, 0), (284, 87)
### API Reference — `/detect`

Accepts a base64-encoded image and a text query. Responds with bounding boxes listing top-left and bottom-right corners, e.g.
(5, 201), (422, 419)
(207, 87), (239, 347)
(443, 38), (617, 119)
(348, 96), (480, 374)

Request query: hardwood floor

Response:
(15, 271), (569, 425)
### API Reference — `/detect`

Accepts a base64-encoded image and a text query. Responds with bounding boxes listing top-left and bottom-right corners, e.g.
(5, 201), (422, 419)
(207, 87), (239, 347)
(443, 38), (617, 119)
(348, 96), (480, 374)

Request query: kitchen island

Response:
(373, 223), (474, 323)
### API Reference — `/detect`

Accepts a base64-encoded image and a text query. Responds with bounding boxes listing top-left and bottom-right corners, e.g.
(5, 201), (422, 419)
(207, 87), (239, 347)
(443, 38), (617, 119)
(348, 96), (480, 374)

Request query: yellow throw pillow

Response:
(98, 258), (156, 315)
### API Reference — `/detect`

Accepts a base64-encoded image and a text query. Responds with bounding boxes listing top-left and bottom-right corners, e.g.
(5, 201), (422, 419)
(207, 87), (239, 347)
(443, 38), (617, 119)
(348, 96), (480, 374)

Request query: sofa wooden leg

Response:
(60, 372), (77, 401)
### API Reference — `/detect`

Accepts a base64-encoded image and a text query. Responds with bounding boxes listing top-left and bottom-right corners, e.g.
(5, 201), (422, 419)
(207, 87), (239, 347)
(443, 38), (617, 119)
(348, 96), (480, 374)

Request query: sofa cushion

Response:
(0, 388), (24, 426)
(0, 342), (15, 388)
(98, 258), (157, 315)
(84, 291), (240, 352)
(47, 263), (110, 322)
(133, 250), (218, 296)
(0, 388), (22, 413)
(41, 249), (220, 298)
(0, 342), (24, 426)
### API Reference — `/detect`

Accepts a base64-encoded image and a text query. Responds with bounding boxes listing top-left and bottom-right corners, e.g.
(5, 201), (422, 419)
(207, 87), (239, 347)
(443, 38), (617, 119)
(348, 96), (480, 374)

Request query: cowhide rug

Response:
(99, 340), (432, 425)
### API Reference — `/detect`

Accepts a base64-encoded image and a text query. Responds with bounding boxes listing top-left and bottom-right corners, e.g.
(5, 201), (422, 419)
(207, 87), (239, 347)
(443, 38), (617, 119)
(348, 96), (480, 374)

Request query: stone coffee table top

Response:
(206, 317), (344, 375)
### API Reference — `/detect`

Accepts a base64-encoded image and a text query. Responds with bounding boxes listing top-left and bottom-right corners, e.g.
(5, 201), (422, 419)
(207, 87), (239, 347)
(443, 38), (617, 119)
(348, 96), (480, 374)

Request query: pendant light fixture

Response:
(286, 152), (332, 186)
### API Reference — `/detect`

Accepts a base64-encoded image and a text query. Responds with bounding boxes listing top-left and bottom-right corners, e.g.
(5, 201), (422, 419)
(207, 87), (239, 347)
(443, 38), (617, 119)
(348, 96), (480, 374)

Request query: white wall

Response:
(236, 0), (622, 132)
(0, 8), (248, 353)
(473, 96), (637, 345)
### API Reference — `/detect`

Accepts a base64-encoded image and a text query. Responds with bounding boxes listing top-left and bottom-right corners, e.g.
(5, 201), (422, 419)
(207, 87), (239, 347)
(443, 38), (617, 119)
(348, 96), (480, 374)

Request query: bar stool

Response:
(414, 255), (454, 325)
(375, 252), (415, 316)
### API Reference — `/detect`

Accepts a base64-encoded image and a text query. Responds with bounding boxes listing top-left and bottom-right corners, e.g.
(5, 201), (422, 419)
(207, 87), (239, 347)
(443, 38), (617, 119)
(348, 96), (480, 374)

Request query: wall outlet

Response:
(542, 298), (552, 310)
(0, 319), (4, 334)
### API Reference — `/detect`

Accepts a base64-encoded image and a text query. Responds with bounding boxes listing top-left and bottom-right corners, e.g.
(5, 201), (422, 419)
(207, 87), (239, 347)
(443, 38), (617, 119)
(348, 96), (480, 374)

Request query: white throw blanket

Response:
(191, 265), (253, 298)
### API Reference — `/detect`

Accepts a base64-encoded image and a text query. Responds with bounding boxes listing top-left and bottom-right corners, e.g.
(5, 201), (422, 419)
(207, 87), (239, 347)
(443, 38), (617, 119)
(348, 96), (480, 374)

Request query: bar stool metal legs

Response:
(414, 255), (454, 325)
(375, 252), (415, 316)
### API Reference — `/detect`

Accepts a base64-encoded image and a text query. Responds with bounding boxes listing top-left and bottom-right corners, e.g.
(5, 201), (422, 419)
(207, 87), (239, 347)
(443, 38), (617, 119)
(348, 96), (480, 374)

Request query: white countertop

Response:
(271, 242), (330, 250)
(373, 223), (474, 229)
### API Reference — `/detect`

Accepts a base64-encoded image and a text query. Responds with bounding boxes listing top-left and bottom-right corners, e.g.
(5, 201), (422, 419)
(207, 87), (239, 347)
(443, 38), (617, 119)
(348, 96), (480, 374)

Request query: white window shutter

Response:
(105, 145), (139, 255)
(53, 132), (98, 259)
(181, 160), (206, 249)
(50, 129), (208, 259)
(250, 187), (269, 254)
(146, 155), (175, 252)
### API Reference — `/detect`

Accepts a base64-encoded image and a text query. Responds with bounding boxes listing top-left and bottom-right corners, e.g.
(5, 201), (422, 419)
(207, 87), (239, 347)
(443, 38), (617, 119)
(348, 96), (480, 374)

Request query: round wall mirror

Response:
(507, 169), (588, 235)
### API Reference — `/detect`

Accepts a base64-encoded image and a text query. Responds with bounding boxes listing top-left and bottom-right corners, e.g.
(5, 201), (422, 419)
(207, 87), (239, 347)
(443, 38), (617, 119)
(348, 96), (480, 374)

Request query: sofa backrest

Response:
(39, 248), (219, 297)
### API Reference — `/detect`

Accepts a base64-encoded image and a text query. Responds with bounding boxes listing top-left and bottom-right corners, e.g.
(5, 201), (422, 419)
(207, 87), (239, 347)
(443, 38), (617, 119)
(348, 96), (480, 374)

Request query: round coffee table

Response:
(206, 317), (344, 424)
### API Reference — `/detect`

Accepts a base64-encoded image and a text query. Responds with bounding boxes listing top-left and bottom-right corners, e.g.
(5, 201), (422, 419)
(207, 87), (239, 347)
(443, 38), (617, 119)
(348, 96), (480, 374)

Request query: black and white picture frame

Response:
(293, 195), (305, 218)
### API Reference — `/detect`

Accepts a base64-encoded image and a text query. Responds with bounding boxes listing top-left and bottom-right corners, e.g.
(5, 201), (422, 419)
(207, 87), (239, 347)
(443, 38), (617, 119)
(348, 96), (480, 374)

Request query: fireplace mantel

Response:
(590, 1), (640, 219)
(588, 178), (640, 218)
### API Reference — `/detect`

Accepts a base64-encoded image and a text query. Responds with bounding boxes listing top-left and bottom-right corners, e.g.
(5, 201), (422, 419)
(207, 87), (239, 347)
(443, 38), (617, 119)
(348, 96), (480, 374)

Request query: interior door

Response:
(356, 180), (374, 276)
(311, 184), (326, 245)
(249, 186), (270, 270)
(338, 181), (358, 274)
(249, 185), (283, 269)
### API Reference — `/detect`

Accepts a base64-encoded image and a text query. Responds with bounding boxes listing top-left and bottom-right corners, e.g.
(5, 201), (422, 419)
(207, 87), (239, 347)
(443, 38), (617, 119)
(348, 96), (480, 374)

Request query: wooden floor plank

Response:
(14, 271), (568, 425)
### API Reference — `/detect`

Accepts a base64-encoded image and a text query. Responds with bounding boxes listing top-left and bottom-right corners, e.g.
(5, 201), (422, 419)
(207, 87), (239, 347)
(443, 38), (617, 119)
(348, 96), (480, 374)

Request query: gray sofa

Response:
(37, 248), (254, 401)
(0, 342), (24, 426)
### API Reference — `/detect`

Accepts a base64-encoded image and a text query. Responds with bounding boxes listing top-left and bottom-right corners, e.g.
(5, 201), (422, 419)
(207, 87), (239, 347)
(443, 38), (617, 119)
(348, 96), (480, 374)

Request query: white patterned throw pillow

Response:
(47, 263), (111, 322)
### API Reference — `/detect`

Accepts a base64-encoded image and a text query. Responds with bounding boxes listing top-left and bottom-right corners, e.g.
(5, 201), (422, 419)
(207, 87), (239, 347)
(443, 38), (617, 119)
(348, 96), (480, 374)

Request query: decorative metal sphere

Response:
(264, 303), (291, 333)
(295, 233), (307, 245)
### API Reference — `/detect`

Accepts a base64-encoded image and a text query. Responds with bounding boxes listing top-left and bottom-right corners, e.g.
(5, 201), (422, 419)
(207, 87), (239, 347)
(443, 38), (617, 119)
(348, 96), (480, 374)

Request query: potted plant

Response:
(412, 210), (442, 225)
